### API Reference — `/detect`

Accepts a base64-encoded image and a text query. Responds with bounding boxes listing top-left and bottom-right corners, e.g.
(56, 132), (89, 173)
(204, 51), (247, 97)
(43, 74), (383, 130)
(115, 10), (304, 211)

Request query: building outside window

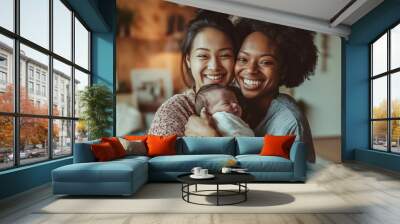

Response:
(0, 54), (7, 90)
(35, 70), (40, 81)
(0, 71), (6, 82)
(41, 73), (46, 83)
(0, 0), (91, 170)
(54, 89), (58, 104)
(35, 83), (40, 95)
(42, 85), (46, 97)
(370, 22), (400, 154)
(28, 81), (34, 94)
(0, 71), (7, 87)
(0, 54), (7, 67)
(28, 67), (34, 80)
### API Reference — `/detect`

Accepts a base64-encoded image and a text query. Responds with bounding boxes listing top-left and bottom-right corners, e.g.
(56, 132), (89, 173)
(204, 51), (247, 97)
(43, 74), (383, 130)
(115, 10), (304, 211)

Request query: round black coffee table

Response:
(177, 173), (255, 206)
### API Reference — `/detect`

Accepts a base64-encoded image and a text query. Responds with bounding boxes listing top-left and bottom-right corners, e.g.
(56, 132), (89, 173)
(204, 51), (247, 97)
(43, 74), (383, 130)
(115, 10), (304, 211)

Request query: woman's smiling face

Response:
(235, 32), (280, 99)
(186, 27), (235, 91)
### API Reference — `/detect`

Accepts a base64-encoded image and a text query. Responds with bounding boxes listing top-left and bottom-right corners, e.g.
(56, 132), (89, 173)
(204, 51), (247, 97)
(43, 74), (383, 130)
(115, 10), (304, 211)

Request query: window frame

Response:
(370, 20), (400, 154)
(0, 0), (92, 171)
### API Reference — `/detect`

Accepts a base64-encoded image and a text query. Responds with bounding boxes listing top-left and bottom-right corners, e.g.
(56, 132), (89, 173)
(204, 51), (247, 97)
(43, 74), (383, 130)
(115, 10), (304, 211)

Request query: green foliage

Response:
(79, 84), (113, 140)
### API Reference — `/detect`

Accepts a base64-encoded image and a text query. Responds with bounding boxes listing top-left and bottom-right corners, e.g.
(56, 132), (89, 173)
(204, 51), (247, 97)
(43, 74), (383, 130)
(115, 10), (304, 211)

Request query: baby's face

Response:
(206, 89), (242, 117)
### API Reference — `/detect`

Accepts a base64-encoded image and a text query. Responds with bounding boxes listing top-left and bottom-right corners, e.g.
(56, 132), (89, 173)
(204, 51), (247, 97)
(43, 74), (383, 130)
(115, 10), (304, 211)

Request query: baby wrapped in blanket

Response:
(194, 84), (254, 137)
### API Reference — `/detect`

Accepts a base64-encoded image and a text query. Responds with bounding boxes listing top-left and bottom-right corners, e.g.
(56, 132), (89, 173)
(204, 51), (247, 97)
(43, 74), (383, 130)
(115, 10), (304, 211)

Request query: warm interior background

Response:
(116, 0), (342, 162)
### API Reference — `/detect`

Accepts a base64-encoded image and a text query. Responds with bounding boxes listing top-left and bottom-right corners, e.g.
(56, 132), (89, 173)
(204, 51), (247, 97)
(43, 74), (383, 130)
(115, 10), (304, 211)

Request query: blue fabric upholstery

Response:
(236, 155), (293, 172)
(53, 137), (308, 196)
(148, 154), (234, 181)
(117, 155), (150, 163)
(290, 141), (307, 181)
(149, 154), (235, 173)
(178, 137), (235, 155)
(236, 137), (264, 155)
(73, 140), (100, 163)
(148, 171), (192, 182)
(52, 158), (148, 195)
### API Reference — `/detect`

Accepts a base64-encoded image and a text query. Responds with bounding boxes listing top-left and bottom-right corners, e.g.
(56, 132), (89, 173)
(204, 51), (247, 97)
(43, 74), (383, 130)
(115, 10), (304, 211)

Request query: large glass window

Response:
(370, 23), (400, 154)
(53, 119), (72, 158)
(19, 117), (49, 165)
(0, 35), (14, 113)
(20, 0), (49, 49)
(0, 0), (91, 170)
(53, 59), (72, 117)
(74, 18), (89, 70)
(20, 44), (49, 115)
(0, 116), (13, 170)
(0, 0), (14, 32)
(53, 0), (72, 60)
(74, 69), (89, 118)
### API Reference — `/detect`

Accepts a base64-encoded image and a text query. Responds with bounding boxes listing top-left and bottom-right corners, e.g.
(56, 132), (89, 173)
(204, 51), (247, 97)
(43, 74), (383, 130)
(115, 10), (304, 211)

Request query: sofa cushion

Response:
(236, 137), (264, 155)
(119, 138), (147, 156)
(124, 135), (147, 141)
(177, 137), (235, 155)
(53, 158), (148, 183)
(91, 142), (118, 161)
(259, 135), (296, 159)
(148, 154), (235, 172)
(115, 155), (150, 163)
(101, 137), (127, 158)
(147, 135), (177, 157)
(236, 155), (293, 172)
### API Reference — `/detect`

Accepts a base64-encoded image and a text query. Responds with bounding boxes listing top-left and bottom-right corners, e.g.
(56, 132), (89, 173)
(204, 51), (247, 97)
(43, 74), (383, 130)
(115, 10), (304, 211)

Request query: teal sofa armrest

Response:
(73, 140), (100, 163)
(289, 141), (307, 181)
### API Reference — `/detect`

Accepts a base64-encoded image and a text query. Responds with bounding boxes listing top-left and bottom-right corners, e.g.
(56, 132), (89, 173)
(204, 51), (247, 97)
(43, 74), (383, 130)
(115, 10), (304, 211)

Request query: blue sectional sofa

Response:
(52, 137), (307, 196)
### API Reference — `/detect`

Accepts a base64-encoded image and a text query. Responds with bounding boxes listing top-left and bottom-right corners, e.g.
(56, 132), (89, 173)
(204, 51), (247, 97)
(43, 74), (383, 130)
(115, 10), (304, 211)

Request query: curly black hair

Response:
(181, 10), (238, 89)
(236, 18), (318, 88)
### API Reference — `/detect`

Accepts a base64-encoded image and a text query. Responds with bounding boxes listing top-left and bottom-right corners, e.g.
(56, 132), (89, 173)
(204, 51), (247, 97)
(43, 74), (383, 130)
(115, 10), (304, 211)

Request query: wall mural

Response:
(116, 0), (342, 162)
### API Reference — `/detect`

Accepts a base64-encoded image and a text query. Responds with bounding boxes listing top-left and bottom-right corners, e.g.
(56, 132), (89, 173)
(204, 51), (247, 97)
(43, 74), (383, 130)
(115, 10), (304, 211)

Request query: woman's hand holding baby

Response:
(184, 108), (219, 136)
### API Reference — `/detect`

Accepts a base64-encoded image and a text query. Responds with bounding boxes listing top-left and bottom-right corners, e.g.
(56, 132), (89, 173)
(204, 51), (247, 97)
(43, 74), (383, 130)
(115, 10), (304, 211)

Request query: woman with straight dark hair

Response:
(148, 11), (238, 136)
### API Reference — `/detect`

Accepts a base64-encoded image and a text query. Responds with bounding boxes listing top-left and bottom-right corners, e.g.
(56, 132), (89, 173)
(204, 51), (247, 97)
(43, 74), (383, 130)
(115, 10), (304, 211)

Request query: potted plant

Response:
(79, 84), (113, 140)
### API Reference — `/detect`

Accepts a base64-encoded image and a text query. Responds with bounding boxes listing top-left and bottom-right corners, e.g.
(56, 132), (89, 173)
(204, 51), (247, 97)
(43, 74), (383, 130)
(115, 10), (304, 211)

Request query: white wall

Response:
(294, 34), (341, 137)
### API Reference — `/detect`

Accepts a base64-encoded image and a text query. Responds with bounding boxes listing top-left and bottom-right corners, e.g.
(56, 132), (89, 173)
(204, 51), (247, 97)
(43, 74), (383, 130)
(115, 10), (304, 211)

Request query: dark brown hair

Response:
(236, 18), (318, 88)
(181, 10), (238, 90)
(194, 84), (244, 115)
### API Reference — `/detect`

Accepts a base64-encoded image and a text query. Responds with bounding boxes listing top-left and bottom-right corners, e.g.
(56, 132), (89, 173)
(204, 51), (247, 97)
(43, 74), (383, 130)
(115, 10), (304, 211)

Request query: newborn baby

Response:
(194, 84), (254, 137)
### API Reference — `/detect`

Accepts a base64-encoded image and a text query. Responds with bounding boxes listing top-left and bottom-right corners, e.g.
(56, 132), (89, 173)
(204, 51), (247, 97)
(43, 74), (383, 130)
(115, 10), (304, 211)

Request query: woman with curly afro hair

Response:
(185, 18), (317, 163)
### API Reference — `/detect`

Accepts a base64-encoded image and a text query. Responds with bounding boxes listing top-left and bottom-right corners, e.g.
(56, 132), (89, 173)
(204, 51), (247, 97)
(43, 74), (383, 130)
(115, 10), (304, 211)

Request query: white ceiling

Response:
(225, 0), (353, 23)
(166, 0), (384, 38)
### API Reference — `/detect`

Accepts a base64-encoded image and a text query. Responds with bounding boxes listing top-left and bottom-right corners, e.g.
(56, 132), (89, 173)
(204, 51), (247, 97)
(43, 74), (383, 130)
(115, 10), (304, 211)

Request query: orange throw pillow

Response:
(124, 135), (147, 142)
(101, 137), (127, 158)
(259, 135), (296, 159)
(91, 142), (117, 161)
(146, 135), (177, 157)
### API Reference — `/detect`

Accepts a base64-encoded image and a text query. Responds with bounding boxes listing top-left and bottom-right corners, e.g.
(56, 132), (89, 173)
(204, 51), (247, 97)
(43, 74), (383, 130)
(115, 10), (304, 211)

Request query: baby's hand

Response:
(199, 107), (217, 130)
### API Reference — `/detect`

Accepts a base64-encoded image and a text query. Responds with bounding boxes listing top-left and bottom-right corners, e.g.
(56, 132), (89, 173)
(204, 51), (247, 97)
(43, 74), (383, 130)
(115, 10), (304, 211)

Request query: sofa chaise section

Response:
(52, 142), (149, 196)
